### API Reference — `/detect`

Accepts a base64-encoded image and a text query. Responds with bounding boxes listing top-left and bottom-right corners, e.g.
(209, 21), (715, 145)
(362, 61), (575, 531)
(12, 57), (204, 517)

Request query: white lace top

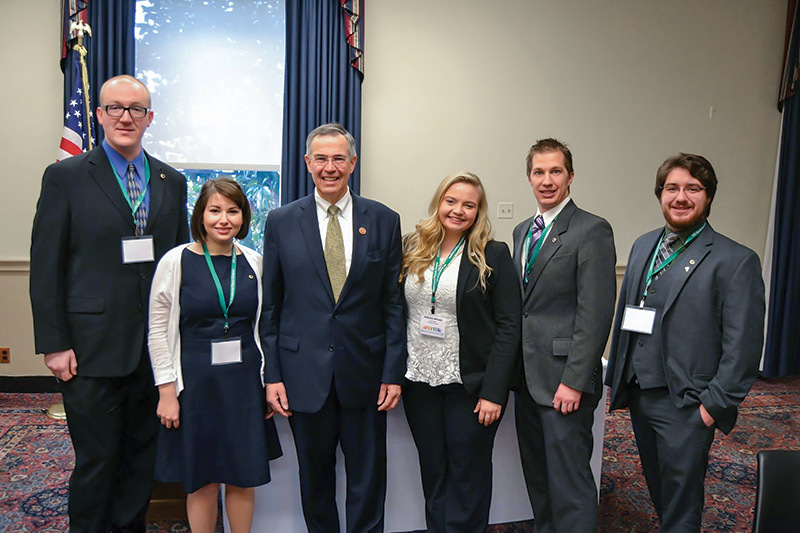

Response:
(404, 254), (462, 386)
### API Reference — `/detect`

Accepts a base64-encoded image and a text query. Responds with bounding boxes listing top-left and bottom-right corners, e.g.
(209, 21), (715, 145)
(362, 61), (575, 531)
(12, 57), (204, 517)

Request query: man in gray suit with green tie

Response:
(512, 138), (616, 533)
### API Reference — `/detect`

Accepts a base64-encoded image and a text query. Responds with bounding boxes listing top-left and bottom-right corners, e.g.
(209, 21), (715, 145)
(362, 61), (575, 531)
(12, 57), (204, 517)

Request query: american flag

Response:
(58, 56), (92, 161)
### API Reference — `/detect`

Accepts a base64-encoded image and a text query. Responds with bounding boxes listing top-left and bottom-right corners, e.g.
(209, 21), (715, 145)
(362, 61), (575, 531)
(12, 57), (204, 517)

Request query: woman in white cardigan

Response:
(148, 177), (280, 533)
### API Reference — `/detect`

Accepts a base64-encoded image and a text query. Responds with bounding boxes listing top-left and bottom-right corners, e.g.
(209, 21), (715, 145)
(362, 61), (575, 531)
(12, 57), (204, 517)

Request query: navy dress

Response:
(155, 248), (281, 493)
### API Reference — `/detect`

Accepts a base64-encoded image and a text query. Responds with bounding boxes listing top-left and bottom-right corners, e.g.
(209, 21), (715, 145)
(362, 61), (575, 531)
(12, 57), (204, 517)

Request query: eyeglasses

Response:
(660, 184), (706, 195)
(310, 155), (350, 167)
(103, 105), (150, 119)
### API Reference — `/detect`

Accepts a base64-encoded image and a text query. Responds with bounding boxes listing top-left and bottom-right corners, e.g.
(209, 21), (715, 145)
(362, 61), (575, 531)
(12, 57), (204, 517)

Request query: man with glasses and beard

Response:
(606, 153), (765, 532)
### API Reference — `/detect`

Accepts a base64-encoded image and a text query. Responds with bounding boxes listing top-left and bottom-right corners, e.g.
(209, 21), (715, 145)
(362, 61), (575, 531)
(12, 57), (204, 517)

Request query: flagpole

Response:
(49, 18), (95, 419)
(70, 20), (93, 151)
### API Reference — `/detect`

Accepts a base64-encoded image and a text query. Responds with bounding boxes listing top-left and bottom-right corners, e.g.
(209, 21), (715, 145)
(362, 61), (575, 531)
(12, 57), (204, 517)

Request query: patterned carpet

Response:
(0, 376), (798, 532)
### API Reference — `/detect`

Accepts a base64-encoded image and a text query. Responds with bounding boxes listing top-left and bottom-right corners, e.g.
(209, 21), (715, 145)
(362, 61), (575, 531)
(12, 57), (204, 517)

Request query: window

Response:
(135, 0), (285, 251)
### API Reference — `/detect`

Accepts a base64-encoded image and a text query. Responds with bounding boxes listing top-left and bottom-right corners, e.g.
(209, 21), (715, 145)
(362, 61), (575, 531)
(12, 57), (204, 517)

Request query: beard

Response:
(662, 201), (707, 231)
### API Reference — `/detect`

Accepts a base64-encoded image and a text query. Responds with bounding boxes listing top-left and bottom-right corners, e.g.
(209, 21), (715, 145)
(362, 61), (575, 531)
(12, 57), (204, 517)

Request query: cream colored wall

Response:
(1, 0), (62, 376)
(361, 0), (785, 257)
(0, 0), (787, 376)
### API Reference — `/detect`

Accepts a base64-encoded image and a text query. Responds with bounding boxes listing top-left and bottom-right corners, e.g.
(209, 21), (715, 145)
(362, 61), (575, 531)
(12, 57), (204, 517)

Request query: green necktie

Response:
(325, 204), (346, 302)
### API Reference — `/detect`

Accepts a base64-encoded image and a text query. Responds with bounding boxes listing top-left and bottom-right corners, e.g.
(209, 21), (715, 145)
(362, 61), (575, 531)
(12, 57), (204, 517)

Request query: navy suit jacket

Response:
(30, 147), (189, 377)
(606, 223), (765, 434)
(261, 192), (406, 413)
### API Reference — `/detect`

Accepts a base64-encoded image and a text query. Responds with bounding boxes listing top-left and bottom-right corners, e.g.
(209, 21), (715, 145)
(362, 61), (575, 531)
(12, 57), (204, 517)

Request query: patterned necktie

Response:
(653, 231), (679, 281)
(126, 162), (148, 236)
(527, 215), (545, 263)
(325, 204), (346, 302)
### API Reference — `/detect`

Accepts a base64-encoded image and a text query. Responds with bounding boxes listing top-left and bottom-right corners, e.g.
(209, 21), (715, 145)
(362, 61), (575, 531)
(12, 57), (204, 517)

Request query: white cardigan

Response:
(148, 242), (266, 396)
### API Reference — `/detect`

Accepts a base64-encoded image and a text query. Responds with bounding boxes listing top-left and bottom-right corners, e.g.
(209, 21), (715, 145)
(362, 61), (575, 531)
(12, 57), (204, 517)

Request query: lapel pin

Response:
(248, 274), (255, 279)
(685, 266), (690, 272)
(551, 237), (557, 243)
(689, 259), (695, 264)
(359, 227), (367, 235)
(160, 173), (166, 180)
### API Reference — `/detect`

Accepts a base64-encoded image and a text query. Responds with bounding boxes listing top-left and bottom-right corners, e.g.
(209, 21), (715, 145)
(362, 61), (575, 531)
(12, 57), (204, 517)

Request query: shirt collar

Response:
(102, 139), (146, 179)
(668, 219), (707, 246)
(537, 196), (571, 227)
(315, 188), (352, 218)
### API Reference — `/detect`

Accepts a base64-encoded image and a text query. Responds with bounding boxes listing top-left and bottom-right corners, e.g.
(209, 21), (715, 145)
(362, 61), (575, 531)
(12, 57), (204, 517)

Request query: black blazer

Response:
(405, 240), (521, 406)
(30, 147), (189, 377)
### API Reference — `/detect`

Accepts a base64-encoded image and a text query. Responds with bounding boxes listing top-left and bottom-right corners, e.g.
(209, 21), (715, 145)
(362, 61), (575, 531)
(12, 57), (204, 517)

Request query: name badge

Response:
(121, 236), (155, 264)
(420, 314), (445, 339)
(211, 338), (242, 365)
(621, 305), (656, 335)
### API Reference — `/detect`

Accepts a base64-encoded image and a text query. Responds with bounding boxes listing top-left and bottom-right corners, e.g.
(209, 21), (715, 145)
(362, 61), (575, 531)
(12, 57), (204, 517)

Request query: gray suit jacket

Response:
(605, 223), (765, 434)
(512, 200), (617, 406)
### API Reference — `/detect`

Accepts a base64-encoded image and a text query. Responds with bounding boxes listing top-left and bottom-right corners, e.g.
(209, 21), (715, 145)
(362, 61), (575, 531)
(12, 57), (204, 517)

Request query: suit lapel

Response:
(512, 222), (526, 267)
(662, 224), (713, 314)
(144, 153), (164, 235)
(522, 201), (575, 304)
(87, 148), (137, 232)
(512, 222), (527, 294)
(626, 229), (663, 306)
(455, 246), (475, 316)
(297, 195), (334, 301)
(339, 194), (368, 306)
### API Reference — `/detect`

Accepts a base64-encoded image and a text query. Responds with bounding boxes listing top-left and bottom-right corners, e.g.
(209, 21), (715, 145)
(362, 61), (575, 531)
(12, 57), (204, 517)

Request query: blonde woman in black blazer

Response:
(401, 171), (521, 533)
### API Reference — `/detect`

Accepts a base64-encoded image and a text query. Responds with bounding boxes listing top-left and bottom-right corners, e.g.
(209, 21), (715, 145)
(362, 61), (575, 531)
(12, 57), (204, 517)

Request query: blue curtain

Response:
(763, 2), (800, 377)
(63, 0), (136, 148)
(280, 0), (363, 205)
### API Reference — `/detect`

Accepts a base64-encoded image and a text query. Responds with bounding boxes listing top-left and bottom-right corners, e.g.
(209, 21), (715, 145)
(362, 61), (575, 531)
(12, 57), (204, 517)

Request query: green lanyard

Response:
(640, 222), (706, 305)
(523, 214), (557, 285)
(430, 236), (465, 314)
(111, 157), (151, 220)
(202, 242), (237, 337)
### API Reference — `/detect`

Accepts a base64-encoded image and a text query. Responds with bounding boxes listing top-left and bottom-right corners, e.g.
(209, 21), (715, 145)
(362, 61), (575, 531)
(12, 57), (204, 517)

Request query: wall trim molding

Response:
(0, 260), (30, 273)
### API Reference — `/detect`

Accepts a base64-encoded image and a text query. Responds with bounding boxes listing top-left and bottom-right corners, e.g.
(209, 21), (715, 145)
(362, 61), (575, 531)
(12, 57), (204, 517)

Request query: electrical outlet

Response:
(0, 347), (9, 364)
(497, 202), (514, 219)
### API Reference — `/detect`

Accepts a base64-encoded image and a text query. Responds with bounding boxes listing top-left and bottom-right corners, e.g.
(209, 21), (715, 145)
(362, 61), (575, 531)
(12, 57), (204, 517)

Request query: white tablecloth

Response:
(232, 377), (608, 531)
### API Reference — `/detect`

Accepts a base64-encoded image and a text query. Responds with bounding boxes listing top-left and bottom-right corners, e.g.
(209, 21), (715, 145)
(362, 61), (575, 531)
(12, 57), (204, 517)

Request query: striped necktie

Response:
(527, 215), (545, 263)
(653, 232), (679, 281)
(126, 162), (148, 236)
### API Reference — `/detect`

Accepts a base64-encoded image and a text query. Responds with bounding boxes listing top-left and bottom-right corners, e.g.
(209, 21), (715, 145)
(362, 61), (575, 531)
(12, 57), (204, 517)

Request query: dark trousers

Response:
(289, 385), (387, 533)
(515, 386), (599, 533)
(403, 381), (501, 533)
(60, 354), (158, 533)
(629, 386), (716, 533)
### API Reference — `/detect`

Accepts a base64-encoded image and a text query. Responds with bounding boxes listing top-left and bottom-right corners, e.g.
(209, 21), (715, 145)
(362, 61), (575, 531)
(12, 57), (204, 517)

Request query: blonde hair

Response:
(402, 171), (493, 290)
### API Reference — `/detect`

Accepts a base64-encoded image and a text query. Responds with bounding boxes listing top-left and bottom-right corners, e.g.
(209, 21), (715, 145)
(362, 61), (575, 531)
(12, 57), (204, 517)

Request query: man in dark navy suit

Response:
(262, 123), (406, 533)
(30, 75), (188, 532)
(606, 153), (765, 531)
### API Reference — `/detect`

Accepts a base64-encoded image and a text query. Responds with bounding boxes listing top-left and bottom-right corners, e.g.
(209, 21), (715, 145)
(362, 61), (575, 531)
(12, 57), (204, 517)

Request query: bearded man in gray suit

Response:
(606, 153), (765, 532)
(512, 138), (616, 533)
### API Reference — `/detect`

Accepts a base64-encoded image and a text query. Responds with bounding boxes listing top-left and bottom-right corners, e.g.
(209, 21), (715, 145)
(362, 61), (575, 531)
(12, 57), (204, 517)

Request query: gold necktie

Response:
(325, 204), (346, 301)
